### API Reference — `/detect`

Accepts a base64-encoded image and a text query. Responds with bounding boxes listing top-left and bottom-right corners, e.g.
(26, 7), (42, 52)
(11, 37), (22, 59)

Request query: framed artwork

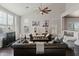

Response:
(32, 21), (40, 26)
(24, 26), (29, 33)
(43, 20), (49, 27)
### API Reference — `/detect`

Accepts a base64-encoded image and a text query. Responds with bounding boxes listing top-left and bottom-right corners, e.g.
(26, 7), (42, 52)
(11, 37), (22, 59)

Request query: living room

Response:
(0, 3), (79, 56)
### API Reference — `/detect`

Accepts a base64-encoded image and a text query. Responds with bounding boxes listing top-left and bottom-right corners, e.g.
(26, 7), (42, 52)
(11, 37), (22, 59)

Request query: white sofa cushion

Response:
(63, 36), (76, 49)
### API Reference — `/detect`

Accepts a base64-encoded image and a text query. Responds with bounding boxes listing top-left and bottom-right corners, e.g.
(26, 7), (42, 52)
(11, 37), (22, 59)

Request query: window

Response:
(0, 25), (7, 33)
(0, 11), (15, 33)
(0, 11), (7, 25)
(74, 23), (79, 31)
(8, 14), (13, 25)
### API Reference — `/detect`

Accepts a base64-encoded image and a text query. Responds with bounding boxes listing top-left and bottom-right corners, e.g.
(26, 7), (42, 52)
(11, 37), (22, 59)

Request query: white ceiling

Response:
(0, 3), (65, 16)
(66, 10), (79, 17)
(0, 3), (40, 16)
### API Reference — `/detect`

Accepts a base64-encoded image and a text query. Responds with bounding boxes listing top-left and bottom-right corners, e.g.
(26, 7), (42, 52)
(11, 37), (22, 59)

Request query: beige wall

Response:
(62, 3), (79, 17)
(21, 3), (65, 35)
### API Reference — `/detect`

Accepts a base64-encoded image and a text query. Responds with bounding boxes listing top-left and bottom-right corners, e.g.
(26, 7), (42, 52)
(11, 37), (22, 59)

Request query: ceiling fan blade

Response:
(47, 10), (51, 12)
(44, 7), (48, 10)
(45, 11), (48, 14)
(42, 10), (48, 14)
(39, 7), (41, 11)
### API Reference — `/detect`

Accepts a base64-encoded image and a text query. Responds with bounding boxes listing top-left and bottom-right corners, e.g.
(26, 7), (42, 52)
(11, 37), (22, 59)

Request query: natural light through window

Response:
(0, 11), (16, 33)
(8, 14), (13, 25)
(0, 11), (7, 25)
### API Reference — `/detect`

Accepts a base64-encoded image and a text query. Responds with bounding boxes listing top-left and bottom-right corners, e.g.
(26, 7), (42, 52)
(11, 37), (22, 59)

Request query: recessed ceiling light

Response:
(26, 6), (29, 8)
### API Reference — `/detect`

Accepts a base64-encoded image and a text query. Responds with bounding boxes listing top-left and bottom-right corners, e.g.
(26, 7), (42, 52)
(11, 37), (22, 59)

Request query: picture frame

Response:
(43, 20), (49, 27)
(32, 21), (40, 26)
(24, 26), (29, 33)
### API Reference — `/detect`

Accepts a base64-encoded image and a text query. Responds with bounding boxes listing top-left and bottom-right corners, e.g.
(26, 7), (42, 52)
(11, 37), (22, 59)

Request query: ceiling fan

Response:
(39, 5), (52, 15)
(25, 4), (51, 15)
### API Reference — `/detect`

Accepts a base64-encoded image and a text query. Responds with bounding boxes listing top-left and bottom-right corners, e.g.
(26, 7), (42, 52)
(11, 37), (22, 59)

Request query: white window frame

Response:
(0, 11), (16, 32)
(0, 11), (7, 25)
